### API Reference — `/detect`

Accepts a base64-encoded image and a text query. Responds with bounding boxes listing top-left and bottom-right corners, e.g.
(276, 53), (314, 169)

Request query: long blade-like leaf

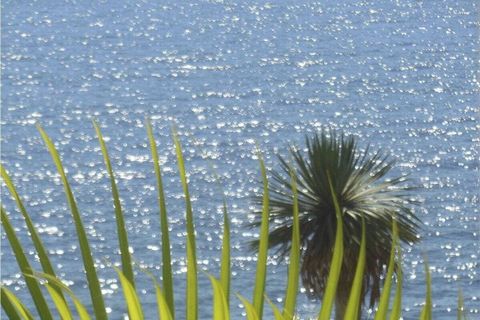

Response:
(220, 197), (231, 308)
(146, 120), (175, 317)
(237, 294), (260, 320)
(283, 166), (300, 319)
(253, 148), (270, 319)
(154, 284), (173, 320)
(266, 295), (286, 320)
(36, 124), (107, 319)
(207, 274), (230, 320)
(1, 286), (34, 320)
(1, 206), (53, 320)
(457, 288), (465, 320)
(45, 283), (74, 320)
(375, 219), (399, 320)
(140, 268), (173, 320)
(1, 165), (67, 304)
(419, 257), (432, 320)
(345, 216), (366, 319)
(93, 120), (135, 288)
(33, 272), (91, 320)
(114, 266), (144, 320)
(390, 245), (403, 320)
(317, 173), (343, 320)
(1, 286), (22, 320)
(172, 128), (197, 320)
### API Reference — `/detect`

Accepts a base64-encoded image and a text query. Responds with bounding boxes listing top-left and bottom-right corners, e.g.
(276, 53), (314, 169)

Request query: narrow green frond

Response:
(220, 197), (231, 307)
(375, 219), (399, 320)
(45, 283), (74, 320)
(93, 120), (135, 288)
(237, 294), (260, 320)
(457, 288), (466, 320)
(283, 165), (300, 319)
(419, 257), (432, 320)
(154, 283), (173, 320)
(172, 127), (197, 320)
(135, 268), (173, 320)
(36, 124), (107, 319)
(253, 147), (270, 319)
(1, 165), (67, 304)
(317, 172), (343, 320)
(114, 266), (144, 320)
(146, 120), (175, 317)
(32, 272), (91, 320)
(1, 286), (34, 320)
(345, 216), (366, 319)
(1, 286), (22, 320)
(390, 245), (403, 320)
(1, 206), (53, 320)
(266, 295), (287, 320)
(207, 274), (230, 320)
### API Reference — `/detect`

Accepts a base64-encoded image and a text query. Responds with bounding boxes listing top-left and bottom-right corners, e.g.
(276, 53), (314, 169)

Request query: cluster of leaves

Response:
(1, 122), (467, 319)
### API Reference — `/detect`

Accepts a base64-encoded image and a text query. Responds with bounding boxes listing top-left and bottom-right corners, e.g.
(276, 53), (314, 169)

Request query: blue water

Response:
(1, 0), (478, 318)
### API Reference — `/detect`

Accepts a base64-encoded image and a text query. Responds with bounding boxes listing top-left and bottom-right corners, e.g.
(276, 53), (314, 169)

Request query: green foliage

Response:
(252, 149), (270, 319)
(94, 120), (136, 288)
(283, 166), (300, 319)
(146, 119), (175, 316)
(0, 124), (465, 319)
(317, 173), (344, 320)
(375, 219), (399, 320)
(344, 216), (366, 319)
(172, 127), (198, 320)
(37, 124), (107, 319)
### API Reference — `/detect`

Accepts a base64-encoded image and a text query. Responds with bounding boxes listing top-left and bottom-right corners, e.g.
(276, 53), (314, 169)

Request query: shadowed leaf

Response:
(1, 206), (53, 320)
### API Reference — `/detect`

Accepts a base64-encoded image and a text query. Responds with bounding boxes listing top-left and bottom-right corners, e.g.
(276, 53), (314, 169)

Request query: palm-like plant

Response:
(251, 130), (420, 319)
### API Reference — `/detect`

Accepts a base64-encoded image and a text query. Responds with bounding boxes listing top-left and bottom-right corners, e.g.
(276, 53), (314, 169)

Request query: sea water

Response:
(1, 0), (478, 318)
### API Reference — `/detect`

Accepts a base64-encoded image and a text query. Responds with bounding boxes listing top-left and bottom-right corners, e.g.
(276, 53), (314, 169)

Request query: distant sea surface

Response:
(2, 0), (478, 318)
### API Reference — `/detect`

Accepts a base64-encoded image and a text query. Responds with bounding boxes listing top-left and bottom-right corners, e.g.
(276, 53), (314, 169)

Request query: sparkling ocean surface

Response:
(1, 0), (479, 319)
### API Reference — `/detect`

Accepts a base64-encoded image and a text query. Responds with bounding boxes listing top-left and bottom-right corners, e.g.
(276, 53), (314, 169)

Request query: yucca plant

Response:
(251, 129), (421, 319)
(1, 123), (465, 320)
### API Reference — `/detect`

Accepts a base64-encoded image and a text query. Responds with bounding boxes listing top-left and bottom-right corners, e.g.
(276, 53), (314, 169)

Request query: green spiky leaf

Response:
(317, 173), (343, 320)
(146, 119), (175, 317)
(172, 127), (198, 320)
(93, 120), (135, 288)
(36, 124), (107, 319)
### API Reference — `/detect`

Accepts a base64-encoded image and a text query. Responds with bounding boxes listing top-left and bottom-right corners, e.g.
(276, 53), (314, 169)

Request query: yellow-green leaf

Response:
(31, 272), (91, 320)
(114, 266), (144, 320)
(1, 286), (34, 320)
(207, 274), (230, 320)
(266, 295), (286, 320)
(1, 165), (67, 304)
(253, 147), (270, 319)
(146, 119), (175, 318)
(283, 165), (300, 319)
(93, 120), (135, 288)
(390, 245), (403, 320)
(238, 294), (260, 320)
(345, 216), (366, 320)
(317, 173), (343, 320)
(37, 124), (107, 320)
(45, 283), (74, 320)
(1, 207), (53, 320)
(419, 257), (432, 320)
(375, 219), (399, 320)
(172, 128), (198, 320)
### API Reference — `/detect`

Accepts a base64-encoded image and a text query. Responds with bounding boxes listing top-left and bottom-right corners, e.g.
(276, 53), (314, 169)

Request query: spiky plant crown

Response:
(251, 129), (420, 307)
